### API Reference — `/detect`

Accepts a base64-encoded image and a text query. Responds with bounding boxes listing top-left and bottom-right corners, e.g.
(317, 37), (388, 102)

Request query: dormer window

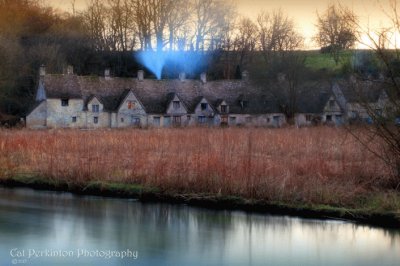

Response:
(92, 104), (99, 113)
(240, 100), (248, 109)
(329, 100), (335, 107)
(201, 103), (208, 110)
(128, 101), (135, 109)
(220, 105), (227, 113)
(173, 101), (180, 109)
(61, 99), (69, 106)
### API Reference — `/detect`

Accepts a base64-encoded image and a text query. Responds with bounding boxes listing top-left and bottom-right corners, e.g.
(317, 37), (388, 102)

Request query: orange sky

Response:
(48, 0), (393, 49)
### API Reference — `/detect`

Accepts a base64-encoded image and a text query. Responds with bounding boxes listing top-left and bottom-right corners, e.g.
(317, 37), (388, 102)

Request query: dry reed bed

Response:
(0, 127), (393, 206)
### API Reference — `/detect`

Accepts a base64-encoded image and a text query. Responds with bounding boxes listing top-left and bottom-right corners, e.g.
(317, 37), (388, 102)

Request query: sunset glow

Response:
(48, 0), (396, 49)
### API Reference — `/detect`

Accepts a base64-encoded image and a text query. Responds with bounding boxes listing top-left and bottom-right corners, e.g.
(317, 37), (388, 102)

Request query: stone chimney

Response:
(39, 65), (46, 77)
(242, 70), (249, 81)
(105, 68), (111, 80)
(67, 65), (74, 75)
(200, 72), (207, 84)
(138, 70), (144, 81)
(179, 72), (186, 82)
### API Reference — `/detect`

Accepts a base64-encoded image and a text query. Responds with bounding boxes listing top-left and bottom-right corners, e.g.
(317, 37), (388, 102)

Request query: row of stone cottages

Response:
(26, 66), (389, 129)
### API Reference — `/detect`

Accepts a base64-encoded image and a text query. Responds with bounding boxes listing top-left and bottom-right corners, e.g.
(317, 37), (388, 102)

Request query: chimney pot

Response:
(39, 65), (46, 77)
(200, 72), (207, 84)
(105, 68), (111, 80)
(66, 65), (74, 75)
(138, 70), (144, 81)
(179, 72), (186, 82)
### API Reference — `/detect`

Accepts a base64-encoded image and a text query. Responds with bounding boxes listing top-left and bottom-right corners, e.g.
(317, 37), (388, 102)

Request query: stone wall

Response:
(26, 101), (47, 128)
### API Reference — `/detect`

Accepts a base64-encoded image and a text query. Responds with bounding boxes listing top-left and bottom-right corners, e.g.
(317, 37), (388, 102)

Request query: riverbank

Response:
(0, 128), (399, 228)
(1, 175), (399, 228)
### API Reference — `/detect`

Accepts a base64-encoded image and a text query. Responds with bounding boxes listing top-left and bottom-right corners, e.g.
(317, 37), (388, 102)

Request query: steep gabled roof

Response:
(297, 92), (333, 113)
(43, 74), (81, 99)
(335, 80), (384, 103)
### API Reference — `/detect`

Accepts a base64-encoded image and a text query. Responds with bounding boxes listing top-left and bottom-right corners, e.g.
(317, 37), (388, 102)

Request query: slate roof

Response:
(41, 74), (284, 114)
(296, 91), (332, 113)
(335, 80), (384, 103)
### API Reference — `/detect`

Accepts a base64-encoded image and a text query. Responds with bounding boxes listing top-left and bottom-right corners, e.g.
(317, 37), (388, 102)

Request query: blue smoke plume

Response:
(136, 51), (207, 79)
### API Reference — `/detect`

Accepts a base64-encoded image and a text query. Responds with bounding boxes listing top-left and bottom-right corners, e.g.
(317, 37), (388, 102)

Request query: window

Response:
(201, 103), (208, 110)
(164, 116), (171, 126)
(131, 116), (140, 126)
(198, 116), (206, 124)
(273, 116), (280, 127)
(128, 101), (135, 109)
(173, 116), (181, 126)
(93, 117), (98, 124)
(92, 104), (99, 113)
(61, 99), (69, 106)
(153, 117), (160, 126)
(220, 105), (227, 113)
(72, 116), (77, 123)
(229, 116), (236, 125)
(326, 115), (332, 122)
(120, 117), (124, 123)
(240, 100), (249, 109)
(335, 115), (343, 124)
(306, 115), (312, 122)
(221, 116), (228, 125)
(329, 100), (335, 107)
(173, 101), (180, 109)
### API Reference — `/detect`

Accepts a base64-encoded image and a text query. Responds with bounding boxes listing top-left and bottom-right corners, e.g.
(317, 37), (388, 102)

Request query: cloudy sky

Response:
(48, 0), (392, 49)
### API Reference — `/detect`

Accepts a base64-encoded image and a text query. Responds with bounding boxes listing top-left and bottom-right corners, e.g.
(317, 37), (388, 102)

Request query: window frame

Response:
(173, 101), (180, 110)
(61, 99), (69, 107)
(92, 104), (100, 113)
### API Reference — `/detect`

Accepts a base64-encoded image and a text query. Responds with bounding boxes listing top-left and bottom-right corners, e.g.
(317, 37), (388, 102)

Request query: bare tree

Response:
(257, 9), (303, 68)
(255, 10), (305, 123)
(192, 0), (235, 51)
(84, 0), (108, 51)
(166, 0), (191, 51)
(234, 17), (258, 69)
(108, 0), (136, 51)
(315, 4), (358, 64)
(346, 1), (400, 183)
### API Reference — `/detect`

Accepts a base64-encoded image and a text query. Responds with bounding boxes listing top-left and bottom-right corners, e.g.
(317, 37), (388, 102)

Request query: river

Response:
(0, 187), (399, 265)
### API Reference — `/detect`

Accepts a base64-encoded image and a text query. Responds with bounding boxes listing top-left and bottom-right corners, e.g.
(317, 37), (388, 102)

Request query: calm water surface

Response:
(0, 187), (399, 266)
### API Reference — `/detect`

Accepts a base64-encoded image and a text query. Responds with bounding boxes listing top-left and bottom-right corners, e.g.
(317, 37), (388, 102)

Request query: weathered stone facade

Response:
(26, 67), (390, 129)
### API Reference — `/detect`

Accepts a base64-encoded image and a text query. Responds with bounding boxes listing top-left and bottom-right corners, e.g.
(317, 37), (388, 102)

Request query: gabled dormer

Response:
(193, 96), (215, 116)
(117, 90), (146, 115)
(215, 99), (229, 114)
(323, 96), (341, 112)
(166, 93), (188, 115)
(237, 94), (249, 110)
(87, 96), (104, 113)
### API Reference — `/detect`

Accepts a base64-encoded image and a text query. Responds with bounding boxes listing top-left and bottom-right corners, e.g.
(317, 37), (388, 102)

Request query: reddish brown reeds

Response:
(0, 127), (395, 207)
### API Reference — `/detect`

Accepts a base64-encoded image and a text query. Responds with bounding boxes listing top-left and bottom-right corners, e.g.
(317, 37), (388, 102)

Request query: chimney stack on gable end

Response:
(138, 70), (144, 81)
(179, 72), (186, 82)
(200, 72), (207, 84)
(39, 65), (46, 77)
(242, 70), (249, 81)
(67, 65), (74, 75)
(105, 68), (111, 80)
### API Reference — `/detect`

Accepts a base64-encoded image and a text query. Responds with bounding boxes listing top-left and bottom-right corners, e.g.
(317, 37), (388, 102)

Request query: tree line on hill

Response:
(0, 0), (365, 116)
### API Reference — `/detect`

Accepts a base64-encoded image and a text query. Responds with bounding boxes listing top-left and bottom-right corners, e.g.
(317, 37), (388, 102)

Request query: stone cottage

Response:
(27, 66), (390, 129)
(26, 67), (286, 129)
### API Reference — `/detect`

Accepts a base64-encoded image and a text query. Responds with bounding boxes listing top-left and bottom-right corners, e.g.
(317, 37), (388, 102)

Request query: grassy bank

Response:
(0, 127), (399, 226)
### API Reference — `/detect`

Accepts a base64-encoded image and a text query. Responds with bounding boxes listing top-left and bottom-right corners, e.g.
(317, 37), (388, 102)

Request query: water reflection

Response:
(0, 187), (399, 266)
